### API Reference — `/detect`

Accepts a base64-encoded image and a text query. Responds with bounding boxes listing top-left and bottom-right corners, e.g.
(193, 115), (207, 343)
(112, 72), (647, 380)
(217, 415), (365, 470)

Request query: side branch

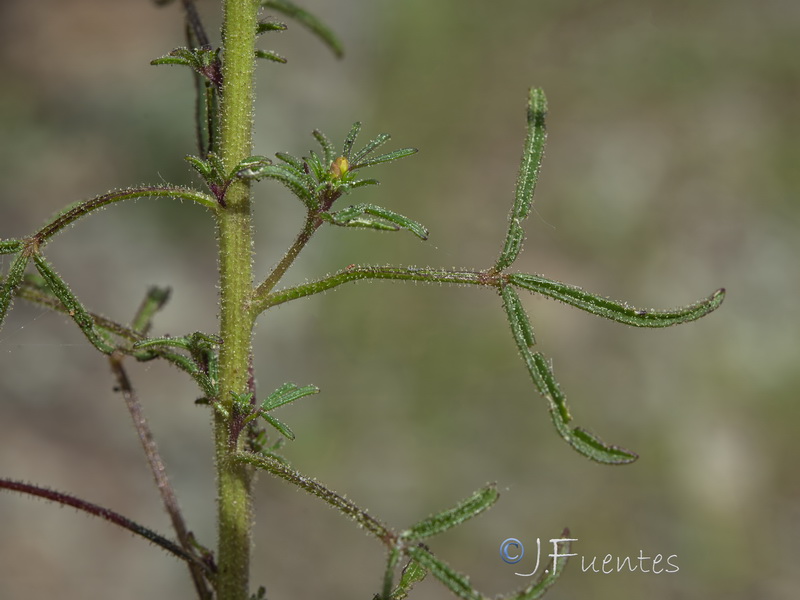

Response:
(235, 452), (391, 542)
(251, 264), (725, 330)
(0, 478), (209, 571)
(235, 452), (570, 600)
(251, 265), (498, 315)
(34, 185), (217, 243)
(253, 212), (320, 301)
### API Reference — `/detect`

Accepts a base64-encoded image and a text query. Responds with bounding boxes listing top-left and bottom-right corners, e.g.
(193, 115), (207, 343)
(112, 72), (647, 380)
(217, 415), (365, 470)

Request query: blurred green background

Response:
(1, 0), (798, 599)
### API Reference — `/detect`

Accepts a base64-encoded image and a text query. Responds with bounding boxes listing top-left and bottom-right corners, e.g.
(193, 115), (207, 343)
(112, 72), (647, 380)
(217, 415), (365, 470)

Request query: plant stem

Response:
(109, 353), (213, 600)
(0, 478), (204, 569)
(254, 212), (320, 298)
(215, 0), (259, 598)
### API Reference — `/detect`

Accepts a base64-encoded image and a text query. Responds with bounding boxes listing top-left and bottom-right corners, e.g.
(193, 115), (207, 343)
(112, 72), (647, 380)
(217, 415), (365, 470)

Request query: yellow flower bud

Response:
(330, 156), (349, 179)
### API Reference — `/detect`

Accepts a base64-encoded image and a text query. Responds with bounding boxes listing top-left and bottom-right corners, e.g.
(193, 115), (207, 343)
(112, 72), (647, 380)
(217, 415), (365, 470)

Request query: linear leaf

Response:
(329, 216), (398, 232)
(275, 151), (305, 171)
(255, 49), (287, 63)
(350, 133), (390, 164)
(343, 178), (380, 190)
(342, 122), (362, 159)
(510, 273), (726, 327)
(401, 484), (499, 541)
(131, 286), (171, 335)
(260, 412), (296, 441)
(495, 88), (547, 271)
(501, 285), (637, 464)
(312, 129), (335, 166)
(150, 54), (193, 67)
(497, 221), (524, 273)
(324, 204), (428, 240)
(257, 20), (288, 34)
(1, 240), (22, 255)
(352, 147), (418, 169)
(0, 252), (29, 332)
(391, 558), (427, 600)
(500, 285), (536, 348)
(243, 164), (315, 206)
(185, 154), (215, 180)
(33, 255), (115, 354)
(234, 155), (272, 176)
(261, 382), (320, 411)
(261, 0), (344, 58)
(305, 150), (326, 180)
(405, 545), (480, 600)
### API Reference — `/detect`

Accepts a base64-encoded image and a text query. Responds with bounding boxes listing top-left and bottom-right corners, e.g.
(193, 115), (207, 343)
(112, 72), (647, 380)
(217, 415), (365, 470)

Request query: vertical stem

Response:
(216, 0), (258, 599)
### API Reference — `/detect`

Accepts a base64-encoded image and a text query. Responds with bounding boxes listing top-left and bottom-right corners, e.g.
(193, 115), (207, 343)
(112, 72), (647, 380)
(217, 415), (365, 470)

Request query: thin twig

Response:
(109, 353), (214, 600)
(0, 478), (205, 569)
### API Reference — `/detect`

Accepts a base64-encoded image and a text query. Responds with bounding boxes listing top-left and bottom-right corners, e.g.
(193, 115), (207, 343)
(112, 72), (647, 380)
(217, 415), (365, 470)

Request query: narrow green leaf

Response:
(405, 545), (480, 600)
(342, 122), (362, 159)
(257, 20), (288, 34)
(326, 216), (398, 233)
(510, 273), (726, 327)
(501, 284), (637, 464)
(1, 240), (22, 255)
(312, 129), (335, 167)
(350, 133), (390, 164)
(352, 147), (418, 170)
(391, 558), (427, 600)
(324, 204), (429, 240)
(514, 88), (547, 221)
(260, 412), (296, 441)
(261, 0), (344, 58)
(243, 164), (315, 205)
(261, 382), (320, 411)
(345, 178), (380, 190)
(567, 427), (639, 464)
(33, 255), (115, 354)
(150, 55), (193, 67)
(500, 285), (535, 348)
(275, 151), (305, 171)
(233, 155), (273, 177)
(535, 351), (638, 465)
(529, 352), (570, 424)
(495, 88), (547, 271)
(185, 155), (214, 180)
(305, 150), (326, 180)
(130, 286), (171, 335)
(231, 391), (254, 411)
(0, 252), (29, 332)
(401, 484), (499, 542)
(255, 49), (288, 63)
(497, 221), (524, 273)
(207, 153), (226, 179)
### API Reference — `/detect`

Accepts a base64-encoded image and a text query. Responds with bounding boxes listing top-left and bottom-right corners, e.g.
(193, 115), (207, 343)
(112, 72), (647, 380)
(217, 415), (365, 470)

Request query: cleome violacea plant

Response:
(0, 1), (725, 599)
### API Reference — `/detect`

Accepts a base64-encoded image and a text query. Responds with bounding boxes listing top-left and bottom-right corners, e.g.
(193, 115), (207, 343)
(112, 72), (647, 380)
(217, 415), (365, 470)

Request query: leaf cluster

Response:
(241, 124), (426, 239)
